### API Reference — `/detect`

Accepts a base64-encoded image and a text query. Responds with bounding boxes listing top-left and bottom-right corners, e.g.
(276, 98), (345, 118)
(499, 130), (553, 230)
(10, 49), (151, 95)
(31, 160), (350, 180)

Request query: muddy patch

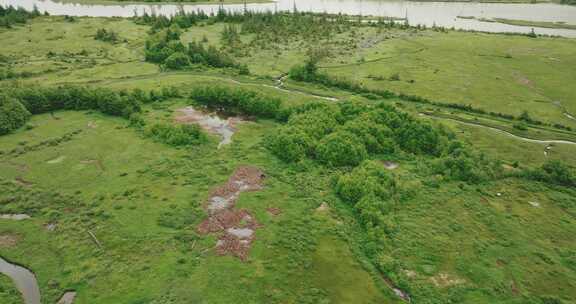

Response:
(266, 207), (282, 216)
(56, 291), (77, 304)
(14, 176), (34, 187)
(0, 234), (20, 248)
(512, 71), (534, 89)
(0, 214), (31, 220)
(198, 166), (265, 261)
(175, 106), (243, 148)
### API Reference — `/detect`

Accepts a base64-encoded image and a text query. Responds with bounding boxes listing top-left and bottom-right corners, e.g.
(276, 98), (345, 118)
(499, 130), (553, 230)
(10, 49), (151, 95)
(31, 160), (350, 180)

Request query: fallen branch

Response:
(88, 231), (103, 249)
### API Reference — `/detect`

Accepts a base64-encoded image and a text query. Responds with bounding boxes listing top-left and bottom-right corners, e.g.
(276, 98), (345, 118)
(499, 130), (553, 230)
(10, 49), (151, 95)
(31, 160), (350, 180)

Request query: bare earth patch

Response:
(198, 166), (265, 261)
(14, 176), (34, 187)
(57, 291), (77, 304)
(430, 273), (466, 288)
(0, 234), (20, 248)
(0, 214), (31, 220)
(266, 207), (282, 216)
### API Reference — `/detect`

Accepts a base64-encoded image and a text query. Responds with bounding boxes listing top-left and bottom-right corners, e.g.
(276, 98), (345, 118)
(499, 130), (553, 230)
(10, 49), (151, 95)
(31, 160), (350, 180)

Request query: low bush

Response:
(265, 126), (315, 163)
(146, 123), (207, 147)
(0, 94), (31, 135)
(95, 28), (119, 43)
(523, 160), (576, 187)
(316, 131), (368, 167)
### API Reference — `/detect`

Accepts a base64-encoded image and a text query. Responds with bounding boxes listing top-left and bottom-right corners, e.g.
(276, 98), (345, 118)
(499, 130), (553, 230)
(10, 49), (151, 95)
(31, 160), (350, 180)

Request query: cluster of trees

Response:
(144, 24), (247, 72)
(0, 5), (45, 28)
(146, 123), (207, 147)
(95, 28), (120, 43)
(0, 94), (31, 135)
(189, 86), (282, 119)
(267, 102), (448, 167)
(0, 85), (147, 135)
(134, 10), (209, 31)
(9, 85), (141, 117)
(430, 141), (501, 183)
(220, 24), (241, 50)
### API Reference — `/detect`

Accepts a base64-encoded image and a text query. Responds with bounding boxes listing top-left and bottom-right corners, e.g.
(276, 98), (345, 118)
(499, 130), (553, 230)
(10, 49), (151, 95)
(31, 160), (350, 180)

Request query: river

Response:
(0, 257), (41, 304)
(1, 0), (576, 37)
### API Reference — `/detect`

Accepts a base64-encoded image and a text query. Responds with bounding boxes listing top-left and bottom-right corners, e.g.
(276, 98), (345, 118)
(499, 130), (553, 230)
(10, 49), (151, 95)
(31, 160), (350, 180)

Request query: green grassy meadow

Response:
(1, 12), (576, 304)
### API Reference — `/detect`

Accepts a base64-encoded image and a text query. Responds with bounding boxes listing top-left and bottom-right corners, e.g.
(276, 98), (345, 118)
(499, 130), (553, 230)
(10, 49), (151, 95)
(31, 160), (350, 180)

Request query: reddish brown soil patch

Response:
(266, 207), (282, 216)
(198, 166), (265, 261)
(0, 234), (20, 248)
(14, 176), (33, 187)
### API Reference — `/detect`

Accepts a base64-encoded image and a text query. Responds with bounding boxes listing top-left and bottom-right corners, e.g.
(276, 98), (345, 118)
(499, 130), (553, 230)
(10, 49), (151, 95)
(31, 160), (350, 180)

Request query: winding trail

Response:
(423, 113), (576, 145)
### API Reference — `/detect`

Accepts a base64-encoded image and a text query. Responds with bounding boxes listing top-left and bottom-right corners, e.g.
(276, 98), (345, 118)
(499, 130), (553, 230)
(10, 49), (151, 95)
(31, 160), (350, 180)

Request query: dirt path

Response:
(424, 113), (576, 145)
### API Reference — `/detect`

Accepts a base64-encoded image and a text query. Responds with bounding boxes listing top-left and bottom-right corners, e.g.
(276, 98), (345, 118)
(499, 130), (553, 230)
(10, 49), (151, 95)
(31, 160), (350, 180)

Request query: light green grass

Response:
(319, 31), (576, 128)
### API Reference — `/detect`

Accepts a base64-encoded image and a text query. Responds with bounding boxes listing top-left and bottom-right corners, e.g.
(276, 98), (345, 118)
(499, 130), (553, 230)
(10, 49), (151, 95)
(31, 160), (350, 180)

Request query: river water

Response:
(1, 0), (576, 37)
(0, 257), (41, 304)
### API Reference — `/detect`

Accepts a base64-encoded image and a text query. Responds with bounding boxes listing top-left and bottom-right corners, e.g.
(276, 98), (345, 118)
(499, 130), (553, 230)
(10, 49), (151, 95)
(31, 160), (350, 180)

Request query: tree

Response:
(164, 52), (190, 70)
(316, 131), (368, 167)
(266, 126), (315, 162)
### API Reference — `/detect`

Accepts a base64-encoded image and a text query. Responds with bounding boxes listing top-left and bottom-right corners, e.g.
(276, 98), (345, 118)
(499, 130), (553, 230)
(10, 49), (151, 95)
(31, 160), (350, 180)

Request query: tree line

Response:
(144, 23), (247, 73)
(0, 85), (142, 135)
(0, 5), (46, 28)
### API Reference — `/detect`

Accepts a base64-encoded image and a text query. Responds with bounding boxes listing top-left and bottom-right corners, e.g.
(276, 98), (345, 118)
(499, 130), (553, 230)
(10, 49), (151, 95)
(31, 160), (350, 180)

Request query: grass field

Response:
(1, 14), (576, 304)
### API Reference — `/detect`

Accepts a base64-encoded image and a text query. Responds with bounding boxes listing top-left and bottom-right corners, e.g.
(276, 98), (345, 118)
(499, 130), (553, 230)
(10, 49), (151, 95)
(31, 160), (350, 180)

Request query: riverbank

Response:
(2, 0), (576, 37)
(459, 16), (576, 30)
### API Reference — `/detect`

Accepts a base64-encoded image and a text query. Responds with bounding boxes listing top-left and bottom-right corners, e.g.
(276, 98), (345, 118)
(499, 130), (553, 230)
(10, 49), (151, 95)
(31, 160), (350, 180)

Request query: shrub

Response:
(316, 131), (368, 167)
(340, 115), (396, 154)
(287, 107), (340, 139)
(146, 123), (207, 147)
(164, 52), (190, 69)
(395, 122), (442, 156)
(335, 160), (396, 204)
(95, 28), (119, 43)
(265, 126), (315, 163)
(525, 160), (576, 187)
(0, 95), (31, 135)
